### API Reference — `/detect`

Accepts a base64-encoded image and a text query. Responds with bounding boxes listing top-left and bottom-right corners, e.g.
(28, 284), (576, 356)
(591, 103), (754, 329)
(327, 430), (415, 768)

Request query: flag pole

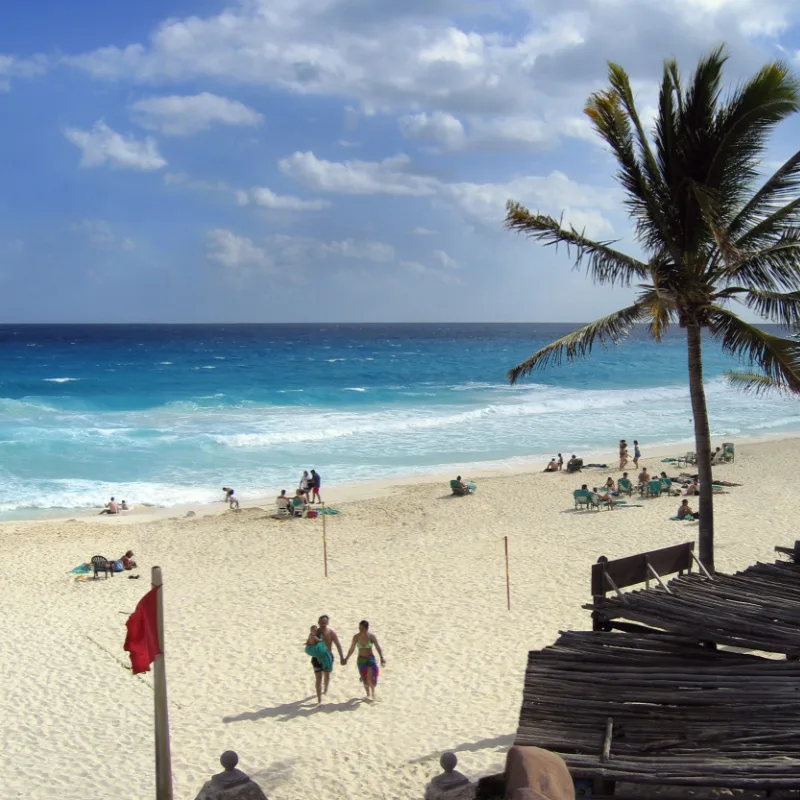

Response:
(152, 566), (173, 800)
(322, 503), (328, 578)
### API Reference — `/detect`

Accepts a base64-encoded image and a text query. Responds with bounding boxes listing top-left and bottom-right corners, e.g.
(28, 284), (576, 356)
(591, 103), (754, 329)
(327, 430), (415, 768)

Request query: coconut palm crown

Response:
(505, 46), (800, 572)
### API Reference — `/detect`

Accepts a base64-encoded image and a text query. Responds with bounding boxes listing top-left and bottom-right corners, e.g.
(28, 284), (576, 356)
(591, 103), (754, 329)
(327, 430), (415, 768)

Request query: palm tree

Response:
(505, 47), (800, 573)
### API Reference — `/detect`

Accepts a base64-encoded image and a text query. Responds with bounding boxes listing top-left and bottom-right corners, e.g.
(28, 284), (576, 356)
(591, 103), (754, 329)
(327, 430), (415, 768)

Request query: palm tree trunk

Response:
(686, 322), (715, 573)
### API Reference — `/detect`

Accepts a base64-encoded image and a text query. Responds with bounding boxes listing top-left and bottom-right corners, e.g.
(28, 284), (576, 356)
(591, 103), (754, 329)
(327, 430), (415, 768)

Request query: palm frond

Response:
(725, 369), (790, 395)
(708, 306), (800, 392)
(507, 302), (650, 384)
(728, 150), (800, 244)
(504, 202), (649, 287)
(585, 85), (680, 260)
(707, 61), (799, 214)
(742, 288), (800, 325)
(723, 230), (800, 292)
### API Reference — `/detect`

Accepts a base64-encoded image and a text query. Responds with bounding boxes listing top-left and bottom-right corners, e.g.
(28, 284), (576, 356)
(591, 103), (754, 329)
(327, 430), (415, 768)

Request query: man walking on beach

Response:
(317, 615), (344, 695)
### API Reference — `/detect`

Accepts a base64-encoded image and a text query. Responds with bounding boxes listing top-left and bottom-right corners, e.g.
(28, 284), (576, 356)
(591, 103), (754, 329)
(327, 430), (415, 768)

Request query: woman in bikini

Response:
(343, 620), (386, 701)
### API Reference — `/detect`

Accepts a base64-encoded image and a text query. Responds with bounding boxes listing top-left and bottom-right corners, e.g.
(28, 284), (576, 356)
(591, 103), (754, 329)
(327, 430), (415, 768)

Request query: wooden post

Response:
(151, 566), (173, 800)
(322, 504), (328, 578)
(504, 536), (511, 611)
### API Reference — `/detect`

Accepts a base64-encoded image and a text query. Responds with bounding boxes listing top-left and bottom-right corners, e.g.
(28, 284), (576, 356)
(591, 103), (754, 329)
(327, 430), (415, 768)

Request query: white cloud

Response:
(130, 92), (263, 135)
(69, 219), (136, 249)
(64, 121), (166, 171)
(206, 229), (272, 271)
(412, 227), (439, 236)
(400, 260), (462, 285)
(237, 186), (330, 211)
(0, 54), (47, 90)
(61, 0), (800, 151)
(268, 235), (396, 265)
(433, 249), (459, 269)
(399, 111), (466, 150)
(278, 150), (617, 234)
(279, 151), (439, 196)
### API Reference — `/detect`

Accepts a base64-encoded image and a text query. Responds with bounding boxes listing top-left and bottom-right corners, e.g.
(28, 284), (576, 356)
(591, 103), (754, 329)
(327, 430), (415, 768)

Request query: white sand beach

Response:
(2, 437), (797, 800)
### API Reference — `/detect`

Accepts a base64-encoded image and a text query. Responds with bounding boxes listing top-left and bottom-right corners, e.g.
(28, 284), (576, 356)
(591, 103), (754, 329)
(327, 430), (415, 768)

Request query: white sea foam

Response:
(43, 378), (79, 383)
(343, 387), (367, 392)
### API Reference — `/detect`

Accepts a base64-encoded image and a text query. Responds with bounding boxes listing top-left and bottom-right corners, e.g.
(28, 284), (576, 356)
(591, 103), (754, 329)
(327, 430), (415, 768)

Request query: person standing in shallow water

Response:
(344, 620), (386, 701)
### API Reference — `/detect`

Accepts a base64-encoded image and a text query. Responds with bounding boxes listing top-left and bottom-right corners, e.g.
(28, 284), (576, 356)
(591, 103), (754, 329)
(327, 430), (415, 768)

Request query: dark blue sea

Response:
(0, 323), (796, 516)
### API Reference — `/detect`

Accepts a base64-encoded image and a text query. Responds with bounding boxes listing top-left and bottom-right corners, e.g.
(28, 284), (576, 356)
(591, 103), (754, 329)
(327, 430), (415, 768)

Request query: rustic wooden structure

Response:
(514, 542), (800, 793)
(516, 630), (800, 789)
(590, 552), (800, 656)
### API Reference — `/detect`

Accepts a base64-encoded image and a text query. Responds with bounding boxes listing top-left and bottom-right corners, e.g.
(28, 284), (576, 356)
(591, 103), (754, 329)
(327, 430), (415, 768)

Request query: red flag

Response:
(124, 585), (162, 674)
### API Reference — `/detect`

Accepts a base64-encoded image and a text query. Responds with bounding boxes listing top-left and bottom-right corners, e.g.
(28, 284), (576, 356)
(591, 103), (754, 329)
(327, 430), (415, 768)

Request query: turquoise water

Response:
(0, 323), (796, 515)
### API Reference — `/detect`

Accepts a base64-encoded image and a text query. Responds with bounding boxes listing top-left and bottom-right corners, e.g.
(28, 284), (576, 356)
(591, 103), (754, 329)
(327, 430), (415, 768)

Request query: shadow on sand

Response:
(223, 696), (365, 723)
(408, 733), (516, 765)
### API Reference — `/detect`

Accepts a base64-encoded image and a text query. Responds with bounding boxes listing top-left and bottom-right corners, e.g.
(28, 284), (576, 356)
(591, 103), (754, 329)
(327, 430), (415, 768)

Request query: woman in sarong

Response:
(343, 620), (386, 701)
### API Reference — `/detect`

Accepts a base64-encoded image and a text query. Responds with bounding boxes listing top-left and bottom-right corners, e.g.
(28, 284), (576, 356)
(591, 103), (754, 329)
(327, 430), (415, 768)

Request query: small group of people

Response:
(580, 483), (616, 509)
(304, 615), (386, 704)
(298, 470), (322, 504)
(543, 454), (564, 472)
(99, 497), (131, 515)
(619, 439), (642, 471)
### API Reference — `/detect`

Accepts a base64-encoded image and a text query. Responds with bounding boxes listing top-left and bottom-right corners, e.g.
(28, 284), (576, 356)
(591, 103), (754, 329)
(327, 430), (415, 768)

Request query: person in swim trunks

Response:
(316, 615), (344, 697)
(343, 619), (386, 701)
(305, 625), (334, 703)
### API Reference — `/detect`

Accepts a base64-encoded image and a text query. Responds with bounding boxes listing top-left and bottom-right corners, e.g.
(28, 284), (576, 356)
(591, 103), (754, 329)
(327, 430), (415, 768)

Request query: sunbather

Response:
(592, 488), (615, 509)
(678, 499), (699, 520)
(292, 489), (307, 516)
(543, 458), (558, 472)
(99, 497), (119, 515)
(451, 475), (473, 494)
(566, 455), (582, 473)
(121, 550), (137, 570)
(604, 476), (617, 494)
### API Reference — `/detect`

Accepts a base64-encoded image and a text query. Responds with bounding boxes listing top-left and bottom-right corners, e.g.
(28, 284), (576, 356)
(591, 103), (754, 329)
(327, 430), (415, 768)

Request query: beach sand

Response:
(1, 437), (796, 800)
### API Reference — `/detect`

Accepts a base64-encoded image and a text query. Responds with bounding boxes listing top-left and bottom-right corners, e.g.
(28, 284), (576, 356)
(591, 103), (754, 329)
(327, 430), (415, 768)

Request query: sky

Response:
(1, 0), (800, 323)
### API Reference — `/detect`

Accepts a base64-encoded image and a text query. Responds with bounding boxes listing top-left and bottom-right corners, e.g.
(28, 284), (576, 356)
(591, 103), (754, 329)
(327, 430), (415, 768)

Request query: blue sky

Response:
(2, 0), (800, 322)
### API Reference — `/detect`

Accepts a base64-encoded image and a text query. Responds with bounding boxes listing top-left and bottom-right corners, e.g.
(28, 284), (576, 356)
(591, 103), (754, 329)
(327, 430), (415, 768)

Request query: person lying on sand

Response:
(121, 550), (137, 570)
(99, 497), (119, 515)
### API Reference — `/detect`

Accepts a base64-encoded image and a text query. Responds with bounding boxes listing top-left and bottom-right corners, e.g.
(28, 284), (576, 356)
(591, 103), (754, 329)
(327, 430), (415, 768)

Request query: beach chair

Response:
(291, 500), (307, 518)
(450, 480), (467, 497)
(722, 442), (735, 463)
(683, 451), (697, 467)
(573, 489), (590, 510)
(589, 492), (611, 510)
(91, 555), (113, 579)
(646, 479), (662, 498)
(276, 498), (291, 518)
(660, 477), (673, 494)
(618, 478), (633, 496)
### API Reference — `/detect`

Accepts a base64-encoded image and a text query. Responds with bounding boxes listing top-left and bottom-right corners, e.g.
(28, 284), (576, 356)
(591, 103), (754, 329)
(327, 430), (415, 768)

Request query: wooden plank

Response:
(591, 542), (695, 596)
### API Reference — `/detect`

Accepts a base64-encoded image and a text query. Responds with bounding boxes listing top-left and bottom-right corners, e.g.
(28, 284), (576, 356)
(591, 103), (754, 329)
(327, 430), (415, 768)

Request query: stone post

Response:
(193, 751), (269, 800)
(424, 752), (475, 800)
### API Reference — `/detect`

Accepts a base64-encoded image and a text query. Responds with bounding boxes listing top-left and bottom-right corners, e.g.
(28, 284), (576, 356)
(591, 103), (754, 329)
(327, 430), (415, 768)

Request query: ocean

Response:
(0, 323), (796, 517)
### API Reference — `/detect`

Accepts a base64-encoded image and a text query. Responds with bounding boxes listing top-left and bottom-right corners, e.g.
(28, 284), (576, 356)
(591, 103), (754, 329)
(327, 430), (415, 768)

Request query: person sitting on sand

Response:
(543, 458), (558, 473)
(678, 499), (700, 520)
(121, 550), (137, 570)
(684, 477), (699, 496)
(305, 625), (334, 704)
(120, 500), (130, 511)
(292, 489), (307, 516)
(99, 497), (119, 515)
(222, 487), (240, 509)
(344, 620), (386, 701)
(566, 455), (582, 473)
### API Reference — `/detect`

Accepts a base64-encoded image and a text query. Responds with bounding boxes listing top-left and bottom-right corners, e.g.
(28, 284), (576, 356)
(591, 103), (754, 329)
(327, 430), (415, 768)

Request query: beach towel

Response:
(320, 507), (340, 515)
(661, 457), (681, 463)
(305, 640), (333, 672)
(357, 654), (379, 685)
(69, 563), (92, 574)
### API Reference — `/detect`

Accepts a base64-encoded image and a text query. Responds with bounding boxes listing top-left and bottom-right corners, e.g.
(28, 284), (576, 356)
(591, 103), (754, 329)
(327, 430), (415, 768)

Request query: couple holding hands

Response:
(305, 614), (386, 704)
